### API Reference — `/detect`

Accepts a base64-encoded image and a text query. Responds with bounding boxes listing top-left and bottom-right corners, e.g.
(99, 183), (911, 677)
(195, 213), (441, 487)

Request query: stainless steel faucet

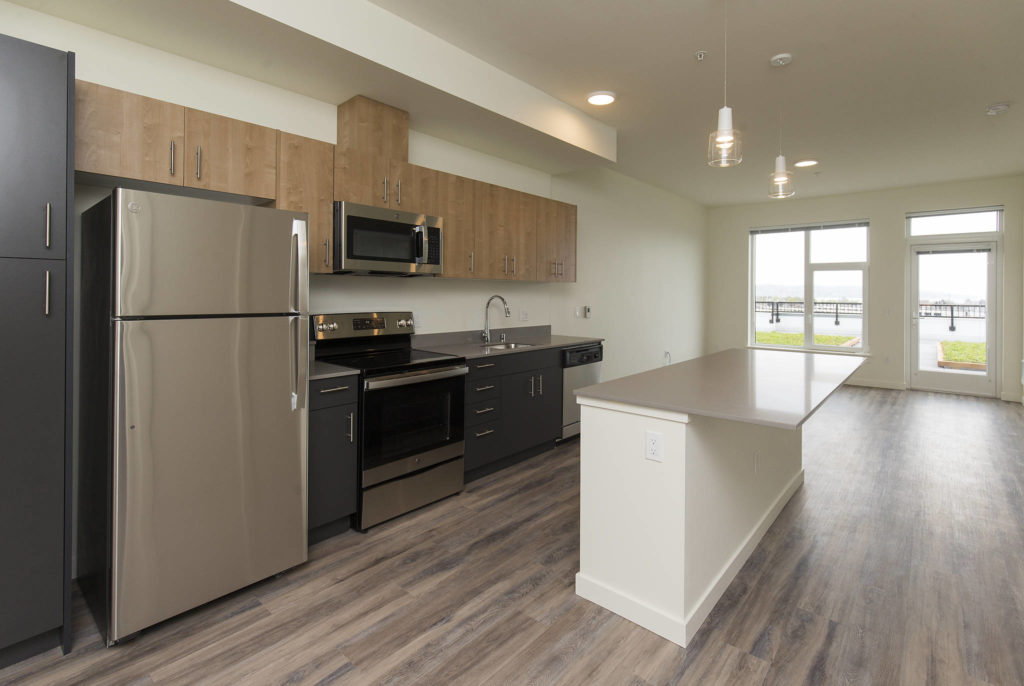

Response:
(483, 294), (511, 343)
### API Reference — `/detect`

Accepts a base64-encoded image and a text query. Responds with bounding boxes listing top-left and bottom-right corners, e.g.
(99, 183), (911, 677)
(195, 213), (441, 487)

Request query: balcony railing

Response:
(754, 301), (985, 331)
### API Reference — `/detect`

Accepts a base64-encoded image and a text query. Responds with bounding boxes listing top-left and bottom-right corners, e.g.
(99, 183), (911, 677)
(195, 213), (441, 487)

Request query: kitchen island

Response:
(574, 347), (862, 646)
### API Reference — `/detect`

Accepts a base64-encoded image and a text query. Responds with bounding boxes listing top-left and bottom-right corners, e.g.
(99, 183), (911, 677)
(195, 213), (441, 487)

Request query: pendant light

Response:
(770, 112), (795, 198)
(707, 0), (742, 167)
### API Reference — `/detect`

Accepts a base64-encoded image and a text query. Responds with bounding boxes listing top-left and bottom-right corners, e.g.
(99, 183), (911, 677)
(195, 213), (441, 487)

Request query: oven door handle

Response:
(364, 364), (468, 391)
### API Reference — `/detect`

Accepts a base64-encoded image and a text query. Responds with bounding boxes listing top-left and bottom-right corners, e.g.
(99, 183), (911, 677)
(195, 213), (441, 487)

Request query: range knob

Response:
(397, 319), (407, 328)
(329, 322), (339, 331)
(406, 317), (414, 329)
(316, 323), (326, 332)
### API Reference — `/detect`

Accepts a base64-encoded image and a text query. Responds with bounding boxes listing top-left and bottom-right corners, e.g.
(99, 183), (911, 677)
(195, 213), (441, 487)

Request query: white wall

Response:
(0, 1), (707, 384)
(706, 175), (1024, 402)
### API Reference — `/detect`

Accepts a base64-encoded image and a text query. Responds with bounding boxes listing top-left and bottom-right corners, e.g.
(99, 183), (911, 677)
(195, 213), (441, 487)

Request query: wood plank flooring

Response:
(2, 387), (1023, 685)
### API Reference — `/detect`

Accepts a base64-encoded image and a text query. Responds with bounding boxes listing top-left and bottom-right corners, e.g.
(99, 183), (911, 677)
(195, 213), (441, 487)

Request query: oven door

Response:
(335, 201), (442, 274)
(361, 365), (466, 486)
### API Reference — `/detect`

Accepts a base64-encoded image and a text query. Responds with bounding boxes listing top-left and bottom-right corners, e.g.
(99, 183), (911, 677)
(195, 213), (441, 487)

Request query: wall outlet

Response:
(584, 305), (592, 318)
(519, 308), (528, 321)
(645, 430), (664, 462)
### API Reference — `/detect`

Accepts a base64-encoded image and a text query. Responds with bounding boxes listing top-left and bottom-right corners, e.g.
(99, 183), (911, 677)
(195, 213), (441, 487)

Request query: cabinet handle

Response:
(45, 202), (51, 248)
(559, 262), (565, 276)
(44, 270), (51, 316)
(551, 261), (557, 277)
(529, 375), (535, 397)
(196, 145), (202, 180)
(470, 251), (474, 273)
(512, 255), (517, 276)
(503, 255), (508, 275)
(538, 373), (544, 396)
(383, 176), (389, 203)
(475, 407), (495, 415)
(324, 239), (330, 268)
(475, 363), (496, 369)
(474, 384), (495, 391)
(170, 140), (176, 176)
(318, 385), (350, 394)
(346, 412), (355, 443)
(397, 179), (402, 205)
(474, 429), (494, 438)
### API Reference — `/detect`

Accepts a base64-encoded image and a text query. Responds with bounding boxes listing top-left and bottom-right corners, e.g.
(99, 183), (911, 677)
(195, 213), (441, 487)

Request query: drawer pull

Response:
(475, 407), (495, 415)
(474, 384), (496, 392)
(474, 429), (494, 438)
(318, 385), (350, 394)
(346, 412), (355, 443)
(475, 363), (496, 369)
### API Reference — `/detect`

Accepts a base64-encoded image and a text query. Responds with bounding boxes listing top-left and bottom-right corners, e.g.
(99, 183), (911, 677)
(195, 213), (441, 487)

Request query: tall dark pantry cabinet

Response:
(0, 34), (74, 666)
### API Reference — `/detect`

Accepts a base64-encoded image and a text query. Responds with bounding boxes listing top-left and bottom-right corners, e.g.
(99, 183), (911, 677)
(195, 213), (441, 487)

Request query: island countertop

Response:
(575, 347), (863, 429)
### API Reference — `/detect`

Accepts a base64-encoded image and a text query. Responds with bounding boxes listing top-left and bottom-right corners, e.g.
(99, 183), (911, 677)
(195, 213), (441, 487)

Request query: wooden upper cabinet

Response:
(184, 108), (277, 199)
(75, 80), (184, 185)
(391, 162), (440, 216)
(512, 192), (538, 281)
(438, 172), (476, 278)
(276, 132), (335, 274)
(537, 198), (577, 282)
(473, 181), (513, 279)
(337, 95), (408, 162)
(335, 149), (389, 208)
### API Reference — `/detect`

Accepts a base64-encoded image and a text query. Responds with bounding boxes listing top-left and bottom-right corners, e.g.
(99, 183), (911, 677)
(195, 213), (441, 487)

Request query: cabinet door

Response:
(184, 108), (277, 199)
(391, 162), (440, 215)
(0, 36), (67, 259)
(277, 133), (335, 274)
(512, 192), (539, 281)
(500, 370), (542, 456)
(533, 365), (564, 442)
(474, 181), (516, 279)
(336, 95), (409, 162)
(75, 81), (185, 186)
(335, 149), (389, 208)
(556, 202), (577, 282)
(438, 172), (476, 278)
(308, 403), (358, 530)
(536, 197), (559, 282)
(0, 258), (64, 648)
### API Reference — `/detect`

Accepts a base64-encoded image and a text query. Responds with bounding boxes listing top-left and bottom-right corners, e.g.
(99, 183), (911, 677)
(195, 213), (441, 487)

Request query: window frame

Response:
(748, 220), (870, 354)
(906, 205), (1003, 238)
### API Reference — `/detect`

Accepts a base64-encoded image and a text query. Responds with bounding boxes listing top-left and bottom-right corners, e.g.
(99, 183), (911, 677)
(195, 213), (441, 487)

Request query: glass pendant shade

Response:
(707, 106), (742, 167)
(769, 154), (795, 198)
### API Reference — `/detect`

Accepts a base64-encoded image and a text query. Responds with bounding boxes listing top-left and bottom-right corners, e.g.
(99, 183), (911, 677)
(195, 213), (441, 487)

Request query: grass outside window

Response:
(756, 332), (858, 347)
(939, 341), (986, 364)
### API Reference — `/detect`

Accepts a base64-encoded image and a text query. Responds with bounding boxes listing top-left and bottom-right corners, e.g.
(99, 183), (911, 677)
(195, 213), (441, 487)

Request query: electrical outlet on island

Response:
(519, 308), (528, 321)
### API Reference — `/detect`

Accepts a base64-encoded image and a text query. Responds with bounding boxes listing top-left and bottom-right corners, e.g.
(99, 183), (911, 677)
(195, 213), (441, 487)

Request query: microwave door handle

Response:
(414, 225), (426, 263)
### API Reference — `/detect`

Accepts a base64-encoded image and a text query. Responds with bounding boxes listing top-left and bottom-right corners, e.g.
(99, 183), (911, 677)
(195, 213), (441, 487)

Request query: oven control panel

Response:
(312, 311), (415, 340)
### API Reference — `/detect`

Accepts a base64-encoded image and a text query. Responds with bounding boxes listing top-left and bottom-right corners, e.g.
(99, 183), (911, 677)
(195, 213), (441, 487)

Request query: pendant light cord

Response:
(723, 0), (728, 107)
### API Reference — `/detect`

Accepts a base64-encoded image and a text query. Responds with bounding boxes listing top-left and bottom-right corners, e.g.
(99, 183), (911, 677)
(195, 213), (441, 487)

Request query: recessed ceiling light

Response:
(587, 91), (616, 106)
(794, 159), (819, 168)
(986, 102), (1011, 116)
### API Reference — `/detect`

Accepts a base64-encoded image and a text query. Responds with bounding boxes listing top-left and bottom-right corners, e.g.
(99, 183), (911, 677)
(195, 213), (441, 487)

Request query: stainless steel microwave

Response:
(333, 201), (443, 275)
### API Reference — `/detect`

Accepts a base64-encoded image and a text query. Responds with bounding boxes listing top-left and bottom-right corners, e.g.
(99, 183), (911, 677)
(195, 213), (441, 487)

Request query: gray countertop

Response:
(575, 347), (863, 429)
(310, 360), (360, 381)
(415, 330), (603, 360)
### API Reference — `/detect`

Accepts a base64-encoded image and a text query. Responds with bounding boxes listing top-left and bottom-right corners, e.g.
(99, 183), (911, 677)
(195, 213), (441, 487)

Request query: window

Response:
(908, 208), (1001, 236)
(751, 221), (868, 351)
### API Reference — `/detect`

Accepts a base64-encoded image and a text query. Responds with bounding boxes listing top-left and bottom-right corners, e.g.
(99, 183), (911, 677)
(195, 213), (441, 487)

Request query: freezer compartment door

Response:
(111, 316), (307, 642)
(113, 188), (308, 317)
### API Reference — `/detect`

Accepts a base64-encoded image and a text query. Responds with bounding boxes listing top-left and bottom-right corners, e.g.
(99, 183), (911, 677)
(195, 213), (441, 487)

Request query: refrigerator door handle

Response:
(290, 219), (309, 314)
(291, 315), (308, 411)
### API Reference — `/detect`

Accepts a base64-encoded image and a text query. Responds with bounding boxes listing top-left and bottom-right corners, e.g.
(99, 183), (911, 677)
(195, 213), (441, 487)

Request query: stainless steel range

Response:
(312, 312), (466, 529)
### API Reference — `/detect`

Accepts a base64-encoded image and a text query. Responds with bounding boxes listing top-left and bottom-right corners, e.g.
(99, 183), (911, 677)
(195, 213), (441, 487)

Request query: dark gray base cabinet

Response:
(308, 402), (358, 536)
(464, 349), (563, 477)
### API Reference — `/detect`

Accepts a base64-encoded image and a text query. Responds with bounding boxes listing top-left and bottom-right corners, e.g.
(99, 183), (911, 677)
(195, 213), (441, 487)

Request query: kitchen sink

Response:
(482, 343), (534, 350)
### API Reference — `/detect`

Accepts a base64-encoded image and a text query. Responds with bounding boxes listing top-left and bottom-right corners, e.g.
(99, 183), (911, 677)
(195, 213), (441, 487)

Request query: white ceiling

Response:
(367, 0), (1024, 205)
(12, 0), (1024, 206)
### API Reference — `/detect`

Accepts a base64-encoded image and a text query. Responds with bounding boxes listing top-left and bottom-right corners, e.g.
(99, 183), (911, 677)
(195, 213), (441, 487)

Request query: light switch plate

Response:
(645, 430), (664, 462)
(519, 308), (528, 321)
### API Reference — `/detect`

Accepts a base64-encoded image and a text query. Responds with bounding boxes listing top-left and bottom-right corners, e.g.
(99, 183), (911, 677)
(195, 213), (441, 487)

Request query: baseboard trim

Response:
(845, 378), (906, 390)
(575, 573), (688, 646)
(682, 469), (805, 643)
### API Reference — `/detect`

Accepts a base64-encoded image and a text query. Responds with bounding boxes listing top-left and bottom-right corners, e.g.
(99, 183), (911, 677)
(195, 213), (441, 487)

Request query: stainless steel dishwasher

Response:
(561, 343), (603, 439)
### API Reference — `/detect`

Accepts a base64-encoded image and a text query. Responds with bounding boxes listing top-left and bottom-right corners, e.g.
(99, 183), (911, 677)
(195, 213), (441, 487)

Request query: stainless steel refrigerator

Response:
(78, 188), (309, 645)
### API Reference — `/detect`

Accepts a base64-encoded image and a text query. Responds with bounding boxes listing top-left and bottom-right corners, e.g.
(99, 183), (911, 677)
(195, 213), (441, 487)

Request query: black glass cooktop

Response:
(321, 347), (461, 377)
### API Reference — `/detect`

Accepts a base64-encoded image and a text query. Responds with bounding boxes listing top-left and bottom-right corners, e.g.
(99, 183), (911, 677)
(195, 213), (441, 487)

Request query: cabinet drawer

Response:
(466, 377), (501, 402)
(466, 357), (508, 379)
(464, 420), (503, 471)
(466, 398), (501, 427)
(466, 348), (561, 380)
(310, 377), (358, 410)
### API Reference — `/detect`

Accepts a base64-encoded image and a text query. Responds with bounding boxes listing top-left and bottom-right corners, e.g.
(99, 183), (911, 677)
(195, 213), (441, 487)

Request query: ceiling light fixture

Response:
(707, 0), (741, 167)
(587, 91), (616, 106)
(770, 56), (794, 199)
(794, 159), (819, 168)
(986, 102), (1011, 116)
